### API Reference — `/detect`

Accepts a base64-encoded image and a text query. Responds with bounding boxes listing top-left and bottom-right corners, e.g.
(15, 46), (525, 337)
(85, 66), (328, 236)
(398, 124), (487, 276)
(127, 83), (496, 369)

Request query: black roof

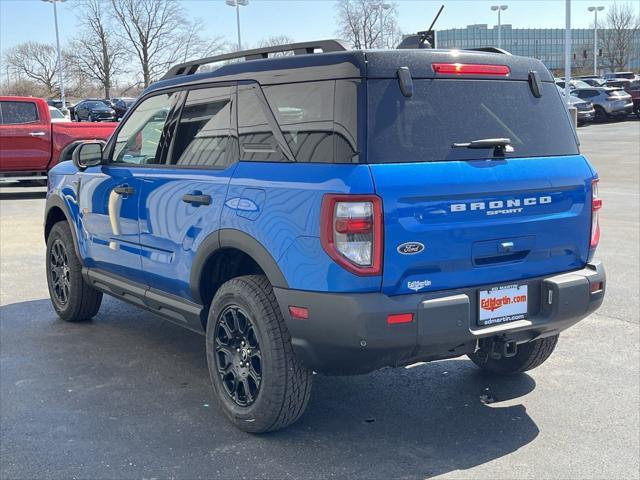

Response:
(146, 41), (553, 95)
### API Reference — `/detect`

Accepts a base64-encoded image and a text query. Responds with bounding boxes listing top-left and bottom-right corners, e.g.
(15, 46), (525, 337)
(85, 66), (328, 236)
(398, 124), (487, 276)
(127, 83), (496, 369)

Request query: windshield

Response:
(86, 101), (105, 108)
(367, 79), (579, 163)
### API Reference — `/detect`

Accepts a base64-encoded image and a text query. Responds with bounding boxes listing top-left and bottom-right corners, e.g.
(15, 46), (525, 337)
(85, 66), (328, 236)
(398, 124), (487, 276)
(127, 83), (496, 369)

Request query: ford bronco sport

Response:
(44, 40), (606, 433)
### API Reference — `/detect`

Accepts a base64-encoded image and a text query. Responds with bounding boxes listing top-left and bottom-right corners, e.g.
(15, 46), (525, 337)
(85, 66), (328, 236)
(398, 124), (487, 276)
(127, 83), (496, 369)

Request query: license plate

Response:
(478, 284), (528, 326)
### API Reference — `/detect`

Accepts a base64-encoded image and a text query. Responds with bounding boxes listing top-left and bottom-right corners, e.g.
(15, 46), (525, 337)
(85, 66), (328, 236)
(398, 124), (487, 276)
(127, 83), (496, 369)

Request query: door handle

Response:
(29, 131), (46, 137)
(182, 193), (211, 206)
(113, 185), (135, 196)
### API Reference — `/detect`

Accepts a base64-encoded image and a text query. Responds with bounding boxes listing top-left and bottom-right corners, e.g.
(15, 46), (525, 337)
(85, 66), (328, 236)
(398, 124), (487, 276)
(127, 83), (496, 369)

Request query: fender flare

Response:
(44, 195), (84, 266)
(189, 229), (289, 304)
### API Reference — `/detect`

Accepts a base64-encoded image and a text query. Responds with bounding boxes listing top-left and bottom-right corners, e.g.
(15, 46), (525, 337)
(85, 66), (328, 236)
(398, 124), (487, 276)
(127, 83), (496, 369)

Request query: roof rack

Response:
(161, 39), (349, 80)
(465, 47), (511, 55)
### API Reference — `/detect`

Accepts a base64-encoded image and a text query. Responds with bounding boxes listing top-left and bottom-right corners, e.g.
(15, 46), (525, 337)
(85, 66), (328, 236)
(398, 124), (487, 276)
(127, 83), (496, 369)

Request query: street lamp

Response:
(226, 0), (249, 51)
(41, 0), (66, 109)
(375, 1), (392, 49)
(587, 6), (605, 75)
(490, 5), (508, 49)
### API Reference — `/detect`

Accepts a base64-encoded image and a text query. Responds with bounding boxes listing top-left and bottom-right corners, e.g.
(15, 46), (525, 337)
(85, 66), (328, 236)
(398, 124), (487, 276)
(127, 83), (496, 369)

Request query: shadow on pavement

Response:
(0, 189), (47, 200)
(1, 298), (539, 479)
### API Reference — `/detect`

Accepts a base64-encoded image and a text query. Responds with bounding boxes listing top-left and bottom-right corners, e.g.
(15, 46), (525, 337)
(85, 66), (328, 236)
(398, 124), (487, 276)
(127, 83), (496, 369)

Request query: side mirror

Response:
(72, 141), (104, 171)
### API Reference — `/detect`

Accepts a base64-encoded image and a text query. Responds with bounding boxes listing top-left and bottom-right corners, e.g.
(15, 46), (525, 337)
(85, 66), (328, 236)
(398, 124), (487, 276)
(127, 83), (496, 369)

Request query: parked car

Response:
(557, 86), (595, 125)
(49, 106), (70, 123)
(111, 97), (137, 120)
(73, 99), (116, 122)
(603, 71), (639, 81)
(0, 96), (116, 185)
(555, 78), (591, 90)
(572, 87), (634, 120)
(45, 41), (605, 433)
(580, 78), (606, 87)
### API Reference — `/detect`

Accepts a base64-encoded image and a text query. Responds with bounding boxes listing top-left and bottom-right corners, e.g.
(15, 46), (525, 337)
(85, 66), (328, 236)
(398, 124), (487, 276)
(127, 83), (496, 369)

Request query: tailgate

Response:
(370, 156), (594, 295)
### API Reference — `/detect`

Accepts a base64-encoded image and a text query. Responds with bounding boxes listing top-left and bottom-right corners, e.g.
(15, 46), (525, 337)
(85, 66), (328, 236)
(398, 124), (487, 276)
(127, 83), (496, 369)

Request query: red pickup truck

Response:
(0, 96), (116, 184)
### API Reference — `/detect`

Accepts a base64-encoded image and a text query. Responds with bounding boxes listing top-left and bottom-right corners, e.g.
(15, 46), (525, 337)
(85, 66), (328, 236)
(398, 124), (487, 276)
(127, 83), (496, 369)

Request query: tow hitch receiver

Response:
(476, 337), (518, 361)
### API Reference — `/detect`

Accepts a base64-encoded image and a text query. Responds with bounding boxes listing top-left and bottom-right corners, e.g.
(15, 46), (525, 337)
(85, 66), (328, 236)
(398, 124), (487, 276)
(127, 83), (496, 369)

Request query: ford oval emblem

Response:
(397, 242), (425, 255)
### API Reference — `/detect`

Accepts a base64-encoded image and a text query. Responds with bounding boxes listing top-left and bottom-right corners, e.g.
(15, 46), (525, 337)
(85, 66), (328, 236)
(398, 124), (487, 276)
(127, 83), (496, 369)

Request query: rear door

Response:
(0, 100), (51, 172)
(367, 77), (594, 296)
(137, 84), (237, 300)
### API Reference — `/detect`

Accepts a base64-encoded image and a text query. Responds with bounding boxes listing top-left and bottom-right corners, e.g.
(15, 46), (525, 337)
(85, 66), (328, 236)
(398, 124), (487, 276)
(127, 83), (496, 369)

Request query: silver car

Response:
(572, 87), (633, 120)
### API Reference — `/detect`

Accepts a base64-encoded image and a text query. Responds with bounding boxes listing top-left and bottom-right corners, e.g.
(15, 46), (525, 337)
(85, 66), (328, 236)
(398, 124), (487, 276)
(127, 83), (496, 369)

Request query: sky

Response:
(0, 0), (636, 55)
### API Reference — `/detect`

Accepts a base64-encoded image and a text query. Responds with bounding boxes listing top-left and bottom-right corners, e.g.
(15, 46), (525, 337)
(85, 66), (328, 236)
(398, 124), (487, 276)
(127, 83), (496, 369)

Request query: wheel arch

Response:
(44, 196), (84, 266)
(190, 229), (289, 307)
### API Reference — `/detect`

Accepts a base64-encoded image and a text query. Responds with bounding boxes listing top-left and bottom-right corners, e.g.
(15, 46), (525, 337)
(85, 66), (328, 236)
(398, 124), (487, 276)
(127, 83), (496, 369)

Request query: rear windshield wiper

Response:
(451, 137), (514, 156)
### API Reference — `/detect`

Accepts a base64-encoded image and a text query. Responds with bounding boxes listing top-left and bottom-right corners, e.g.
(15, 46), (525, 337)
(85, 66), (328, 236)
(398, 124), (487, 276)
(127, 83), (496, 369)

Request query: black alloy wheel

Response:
(49, 238), (71, 306)
(214, 305), (262, 407)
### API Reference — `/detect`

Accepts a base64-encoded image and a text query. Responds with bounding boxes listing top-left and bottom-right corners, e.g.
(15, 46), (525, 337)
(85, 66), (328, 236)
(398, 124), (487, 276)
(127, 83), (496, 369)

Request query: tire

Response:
(206, 274), (312, 433)
(467, 335), (559, 375)
(594, 105), (608, 122)
(46, 221), (102, 322)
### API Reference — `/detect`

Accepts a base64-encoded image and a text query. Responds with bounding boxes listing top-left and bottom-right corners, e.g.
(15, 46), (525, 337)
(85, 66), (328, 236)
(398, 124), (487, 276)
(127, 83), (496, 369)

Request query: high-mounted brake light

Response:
(320, 194), (383, 276)
(432, 63), (511, 76)
(590, 179), (602, 249)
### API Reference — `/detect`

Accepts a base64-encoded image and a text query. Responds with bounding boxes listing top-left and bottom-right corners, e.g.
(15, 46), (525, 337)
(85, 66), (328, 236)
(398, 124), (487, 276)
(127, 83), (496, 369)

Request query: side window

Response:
(262, 80), (360, 163)
(0, 101), (39, 125)
(170, 86), (233, 168)
(238, 84), (286, 162)
(111, 92), (181, 165)
(263, 81), (334, 163)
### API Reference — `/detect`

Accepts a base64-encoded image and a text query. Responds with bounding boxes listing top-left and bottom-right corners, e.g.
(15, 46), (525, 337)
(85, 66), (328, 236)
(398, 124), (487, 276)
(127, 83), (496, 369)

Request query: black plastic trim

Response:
(44, 195), (84, 266)
(189, 229), (288, 304)
(84, 268), (205, 334)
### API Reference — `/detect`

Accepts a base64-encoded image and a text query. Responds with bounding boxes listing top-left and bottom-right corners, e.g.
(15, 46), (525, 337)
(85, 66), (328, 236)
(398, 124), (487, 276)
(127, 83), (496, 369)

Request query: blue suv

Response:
(44, 40), (606, 432)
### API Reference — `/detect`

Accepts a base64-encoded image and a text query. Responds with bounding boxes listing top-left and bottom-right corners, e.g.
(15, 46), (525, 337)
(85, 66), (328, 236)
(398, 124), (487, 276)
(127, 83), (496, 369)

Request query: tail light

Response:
(320, 194), (383, 276)
(432, 63), (510, 76)
(590, 179), (602, 249)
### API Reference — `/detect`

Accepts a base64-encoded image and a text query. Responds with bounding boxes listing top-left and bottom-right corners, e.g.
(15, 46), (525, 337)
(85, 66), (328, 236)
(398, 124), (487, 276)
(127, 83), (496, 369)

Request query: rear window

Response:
(367, 79), (579, 163)
(0, 101), (39, 125)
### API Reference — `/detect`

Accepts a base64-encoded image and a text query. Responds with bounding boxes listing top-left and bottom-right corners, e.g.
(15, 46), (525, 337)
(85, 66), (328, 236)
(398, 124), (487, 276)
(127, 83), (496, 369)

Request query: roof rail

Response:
(161, 39), (350, 80)
(465, 47), (511, 55)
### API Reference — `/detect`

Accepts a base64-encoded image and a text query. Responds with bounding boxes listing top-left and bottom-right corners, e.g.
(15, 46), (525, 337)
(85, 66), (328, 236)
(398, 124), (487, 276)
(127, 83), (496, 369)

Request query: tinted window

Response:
(367, 79), (579, 163)
(170, 86), (233, 167)
(263, 81), (334, 163)
(0, 101), (39, 125)
(112, 92), (181, 165)
(238, 83), (286, 162)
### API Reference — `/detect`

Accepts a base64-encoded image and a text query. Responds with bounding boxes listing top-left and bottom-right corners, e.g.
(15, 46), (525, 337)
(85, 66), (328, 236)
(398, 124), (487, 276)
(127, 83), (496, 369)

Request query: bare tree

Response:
(110, 0), (225, 88)
(70, 0), (124, 99)
(334, 0), (401, 49)
(600, 2), (640, 72)
(3, 42), (64, 95)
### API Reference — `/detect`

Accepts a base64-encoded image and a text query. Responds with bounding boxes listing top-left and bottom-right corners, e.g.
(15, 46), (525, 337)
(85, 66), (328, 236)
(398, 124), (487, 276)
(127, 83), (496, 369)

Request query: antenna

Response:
(418, 4), (444, 47)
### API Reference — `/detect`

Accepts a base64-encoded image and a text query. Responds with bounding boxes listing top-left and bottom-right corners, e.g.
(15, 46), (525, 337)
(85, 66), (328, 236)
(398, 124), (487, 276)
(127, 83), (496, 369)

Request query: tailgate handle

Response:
(499, 241), (514, 253)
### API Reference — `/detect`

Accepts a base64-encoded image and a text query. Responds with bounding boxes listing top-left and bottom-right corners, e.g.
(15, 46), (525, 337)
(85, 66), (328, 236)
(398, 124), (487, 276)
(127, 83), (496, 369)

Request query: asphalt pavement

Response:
(1, 119), (639, 479)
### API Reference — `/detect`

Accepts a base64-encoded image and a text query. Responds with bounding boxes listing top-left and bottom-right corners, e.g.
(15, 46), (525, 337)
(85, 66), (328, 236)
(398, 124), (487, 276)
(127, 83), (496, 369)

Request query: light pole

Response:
(490, 5), (508, 49)
(564, 0), (572, 106)
(226, 0), (249, 51)
(375, 1), (392, 49)
(588, 6), (605, 75)
(41, 0), (66, 109)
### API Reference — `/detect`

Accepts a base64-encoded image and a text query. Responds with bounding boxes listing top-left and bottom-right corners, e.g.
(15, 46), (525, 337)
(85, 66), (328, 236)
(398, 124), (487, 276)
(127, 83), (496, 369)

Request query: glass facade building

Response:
(435, 24), (640, 73)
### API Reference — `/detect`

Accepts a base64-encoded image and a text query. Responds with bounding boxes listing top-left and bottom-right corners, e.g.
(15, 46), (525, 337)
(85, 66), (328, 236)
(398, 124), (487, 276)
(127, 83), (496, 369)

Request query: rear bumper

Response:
(274, 262), (605, 375)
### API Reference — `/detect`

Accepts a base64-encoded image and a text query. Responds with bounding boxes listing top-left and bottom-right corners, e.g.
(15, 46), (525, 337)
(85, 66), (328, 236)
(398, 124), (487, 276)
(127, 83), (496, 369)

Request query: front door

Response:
(77, 91), (183, 283)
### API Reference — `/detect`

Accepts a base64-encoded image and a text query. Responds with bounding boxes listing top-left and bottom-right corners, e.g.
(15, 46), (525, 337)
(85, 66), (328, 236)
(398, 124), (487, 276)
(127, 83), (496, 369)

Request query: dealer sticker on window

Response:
(478, 284), (528, 326)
